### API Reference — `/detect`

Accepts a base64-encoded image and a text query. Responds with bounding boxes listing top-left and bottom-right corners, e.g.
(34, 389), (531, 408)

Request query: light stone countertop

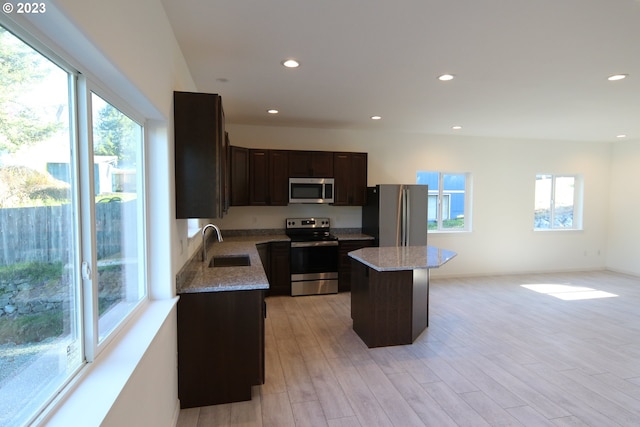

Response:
(176, 234), (288, 294)
(333, 232), (375, 241)
(176, 231), (375, 294)
(348, 245), (457, 272)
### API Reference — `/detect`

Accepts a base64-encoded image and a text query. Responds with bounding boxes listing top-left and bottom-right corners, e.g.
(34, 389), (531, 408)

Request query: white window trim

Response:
(0, 15), (152, 424)
(534, 173), (583, 231)
(424, 171), (472, 233)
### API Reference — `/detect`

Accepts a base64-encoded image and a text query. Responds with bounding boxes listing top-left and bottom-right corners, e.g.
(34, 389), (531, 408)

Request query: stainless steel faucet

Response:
(202, 224), (223, 262)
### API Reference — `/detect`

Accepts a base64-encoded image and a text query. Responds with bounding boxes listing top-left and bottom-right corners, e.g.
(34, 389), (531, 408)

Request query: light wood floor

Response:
(177, 270), (640, 426)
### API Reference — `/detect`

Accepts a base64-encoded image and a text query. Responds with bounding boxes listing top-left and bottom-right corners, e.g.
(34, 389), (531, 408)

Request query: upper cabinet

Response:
(333, 152), (368, 206)
(288, 150), (334, 177)
(229, 146), (367, 208)
(247, 149), (289, 206)
(230, 146), (249, 206)
(174, 91), (227, 218)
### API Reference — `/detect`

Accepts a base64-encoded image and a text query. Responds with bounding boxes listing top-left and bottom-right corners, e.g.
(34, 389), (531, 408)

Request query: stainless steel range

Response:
(286, 217), (339, 296)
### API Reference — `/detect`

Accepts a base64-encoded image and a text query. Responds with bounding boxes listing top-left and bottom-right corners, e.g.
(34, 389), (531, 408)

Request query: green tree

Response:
(0, 26), (61, 153)
(93, 100), (139, 167)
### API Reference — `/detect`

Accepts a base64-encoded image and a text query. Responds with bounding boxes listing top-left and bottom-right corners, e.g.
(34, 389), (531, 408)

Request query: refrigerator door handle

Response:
(400, 186), (408, 246)
(405, 187), (411, 246)
(396, 187), (403, 246)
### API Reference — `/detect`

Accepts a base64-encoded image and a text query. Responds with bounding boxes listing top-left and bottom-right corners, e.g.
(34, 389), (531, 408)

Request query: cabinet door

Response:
(311, 151), (334, 177)
(174, 91), (224, 218)
(269, 150), (289, 205)
(288, 151), (312, 177)
(230, 146), (249, 206)
(288, 150), (334, 177)
(268, 241), (291, 295)
(350, 152), (368, 206)
(333, 152), (368, 206)
(249, 149), (269, 205)
(333, 153), (351, 205)
(221, 132), (230, 214)
(338, 239), (373, 292)
(177, 290), (265, 408)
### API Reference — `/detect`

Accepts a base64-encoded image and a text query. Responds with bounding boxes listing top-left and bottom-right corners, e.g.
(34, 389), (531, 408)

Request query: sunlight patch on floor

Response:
(521, 284), (618, 300)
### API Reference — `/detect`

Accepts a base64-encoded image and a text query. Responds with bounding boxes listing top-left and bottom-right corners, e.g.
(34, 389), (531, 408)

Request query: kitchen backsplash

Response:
(213, 205), (362, 230)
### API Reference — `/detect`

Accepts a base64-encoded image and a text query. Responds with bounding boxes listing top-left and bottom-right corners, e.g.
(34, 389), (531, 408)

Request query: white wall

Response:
(224, 124), (613, 277)
(607, 140), (640, 275)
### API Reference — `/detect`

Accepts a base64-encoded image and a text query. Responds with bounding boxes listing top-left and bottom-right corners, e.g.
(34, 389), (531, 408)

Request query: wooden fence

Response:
(0, 200), (135, 267)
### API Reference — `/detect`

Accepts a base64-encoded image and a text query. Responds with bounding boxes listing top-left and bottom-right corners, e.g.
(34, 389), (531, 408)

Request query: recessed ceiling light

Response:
(267, 109), (279, 114)
(370, 115), (382, 120)
(452, 125), (462, 130)
(282, 59), (300, 68)
(616, 134), (627, 138)
(438, 74), (455, 81)
(607, 74), (628, 81)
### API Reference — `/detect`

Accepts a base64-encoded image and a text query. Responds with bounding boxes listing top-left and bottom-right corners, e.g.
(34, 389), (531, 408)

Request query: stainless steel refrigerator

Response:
(362, 184), (429, 246)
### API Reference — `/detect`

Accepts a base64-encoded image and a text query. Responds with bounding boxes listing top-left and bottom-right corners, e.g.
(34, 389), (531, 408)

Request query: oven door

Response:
(290, 240), (339, 295)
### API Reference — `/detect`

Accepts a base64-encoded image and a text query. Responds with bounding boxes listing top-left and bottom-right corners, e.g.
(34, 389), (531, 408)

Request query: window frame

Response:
(534, 173), (583, 231)
(0, 20), (149, 424)
(419, 171), (472, 233)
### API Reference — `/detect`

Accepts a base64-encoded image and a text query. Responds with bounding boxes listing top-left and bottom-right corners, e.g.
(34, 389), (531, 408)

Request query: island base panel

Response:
(352, 261), (428, 348)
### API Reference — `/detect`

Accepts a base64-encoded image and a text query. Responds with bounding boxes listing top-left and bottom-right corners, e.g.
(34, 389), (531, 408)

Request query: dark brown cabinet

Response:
(248, 149), (289, 206)
(257, 241), (290, 295)
(268, 150), (290, 205)
(262, 241), (291, 296)
(351, 260), (428, 348)
(338, 239), (373, 292)
(177, 289), (265, 408)
(229, 147), (367, 206)
(288, 150), (334, 177)
(230, 145), (249, 206)
(333, 152), (368, 206)
(174, 91), (226, 218)
(249, 149), (269, 205)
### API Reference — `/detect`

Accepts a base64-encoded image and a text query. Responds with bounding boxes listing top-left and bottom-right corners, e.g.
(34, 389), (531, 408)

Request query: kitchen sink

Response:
(208, 254), (251, 268)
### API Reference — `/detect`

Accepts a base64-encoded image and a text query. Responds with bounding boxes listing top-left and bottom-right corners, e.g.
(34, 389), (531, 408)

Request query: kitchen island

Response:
(348, 246), (456, 348)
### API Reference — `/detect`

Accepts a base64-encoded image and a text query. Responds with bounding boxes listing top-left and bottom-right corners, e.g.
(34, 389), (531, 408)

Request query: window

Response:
(534, 174), (582, 230)
(0, 24), (147, 426)
(90, 92), (146, 343)
(417, 171), (470, 231)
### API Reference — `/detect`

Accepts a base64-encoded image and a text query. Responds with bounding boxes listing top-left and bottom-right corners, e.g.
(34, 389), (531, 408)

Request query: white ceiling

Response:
(161, 0), (640, 142)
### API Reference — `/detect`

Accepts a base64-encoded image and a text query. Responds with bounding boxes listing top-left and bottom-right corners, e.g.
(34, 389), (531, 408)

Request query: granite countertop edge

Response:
(176, 234), (287, 294)
(348, 245), (457, 272)
(176, 230), (375, 294)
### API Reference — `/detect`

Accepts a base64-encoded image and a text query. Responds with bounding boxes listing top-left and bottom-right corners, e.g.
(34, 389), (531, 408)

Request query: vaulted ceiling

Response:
(162, 0), (640, 142)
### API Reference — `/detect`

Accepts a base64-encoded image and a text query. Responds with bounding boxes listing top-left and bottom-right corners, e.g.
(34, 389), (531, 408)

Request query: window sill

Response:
(36, 297), (178, 426)
(533, 228), (584, 232)
(428, 229), (471, 234)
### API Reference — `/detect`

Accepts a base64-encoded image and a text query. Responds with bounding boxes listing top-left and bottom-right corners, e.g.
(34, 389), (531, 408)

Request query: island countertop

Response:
(348, 245), (457, 272)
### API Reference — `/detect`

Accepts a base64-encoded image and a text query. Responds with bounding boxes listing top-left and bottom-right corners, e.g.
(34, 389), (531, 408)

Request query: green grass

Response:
(0, 262), (63, 283)
(0, 311), (63, 345)
(428, 218), (465, 230)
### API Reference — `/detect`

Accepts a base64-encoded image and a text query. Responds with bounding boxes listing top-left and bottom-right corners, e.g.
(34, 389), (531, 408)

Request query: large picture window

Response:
(0, 24), (147, 426)
(417, 171), (471, 231)
(534, 174), (582, 230)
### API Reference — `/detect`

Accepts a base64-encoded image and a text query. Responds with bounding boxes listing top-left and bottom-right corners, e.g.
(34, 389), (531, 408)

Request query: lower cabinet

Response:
(268, 241), (291, 295)
(338, 239), (373, 292)
(258, 241), (291, 296)
(177, 289), (265, 408)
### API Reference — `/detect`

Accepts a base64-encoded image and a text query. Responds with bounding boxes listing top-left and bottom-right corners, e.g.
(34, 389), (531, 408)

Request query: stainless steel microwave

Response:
(289, 177), (334, 204)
